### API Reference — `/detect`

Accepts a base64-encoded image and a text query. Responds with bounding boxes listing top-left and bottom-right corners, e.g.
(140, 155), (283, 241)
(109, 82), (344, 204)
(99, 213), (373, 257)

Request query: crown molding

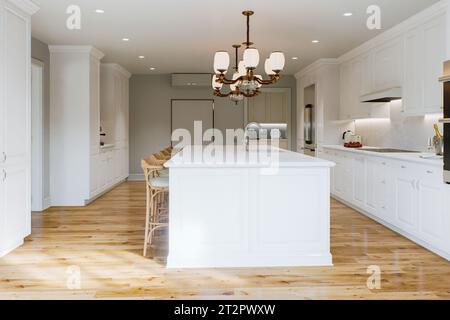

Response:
(101, 63), (132, 79)
(295, 59), (339, 79)
(48, 45), (105, 60)
(7, 0), (39, 15)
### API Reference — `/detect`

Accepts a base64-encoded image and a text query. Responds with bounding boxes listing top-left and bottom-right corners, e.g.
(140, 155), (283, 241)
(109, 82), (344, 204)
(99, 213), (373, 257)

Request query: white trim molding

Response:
(7, 0), (39, 15)
(295, 59), (339, 79)
(102, 63), (132, 79)
(48, 45), (105, 60)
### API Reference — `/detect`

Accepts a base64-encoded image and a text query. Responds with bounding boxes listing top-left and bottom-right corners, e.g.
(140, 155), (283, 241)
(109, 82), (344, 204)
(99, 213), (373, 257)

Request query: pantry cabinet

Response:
(322, 147), (450, 260)
(0, 0), (39, 257)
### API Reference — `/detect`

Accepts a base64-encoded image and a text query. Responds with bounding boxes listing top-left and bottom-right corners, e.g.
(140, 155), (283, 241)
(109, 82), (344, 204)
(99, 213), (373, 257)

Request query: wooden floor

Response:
(0, 182), (449, 300)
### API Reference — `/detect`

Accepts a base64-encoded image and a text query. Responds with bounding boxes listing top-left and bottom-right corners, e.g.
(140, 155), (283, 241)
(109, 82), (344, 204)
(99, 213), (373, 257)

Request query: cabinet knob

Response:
(2, 169), (6, 182)
(401, 165), (407, 169)
(426, 170), (433, 174)
(1, 152), (5, 163)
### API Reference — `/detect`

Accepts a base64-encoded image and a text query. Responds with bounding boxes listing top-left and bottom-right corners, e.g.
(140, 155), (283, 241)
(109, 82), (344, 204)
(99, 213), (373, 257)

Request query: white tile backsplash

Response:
(355, 100), (443, 152)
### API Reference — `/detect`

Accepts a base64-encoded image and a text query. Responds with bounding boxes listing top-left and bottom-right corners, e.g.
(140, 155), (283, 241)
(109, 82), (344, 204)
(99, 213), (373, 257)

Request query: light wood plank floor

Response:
(1, 181), (449, 300)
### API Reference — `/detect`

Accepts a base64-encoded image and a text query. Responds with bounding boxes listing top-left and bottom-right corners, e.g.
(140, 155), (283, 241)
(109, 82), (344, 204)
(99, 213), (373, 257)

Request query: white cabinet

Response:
(339, 55), (390, 120)
(0, 0), (38, 257)
(403, 14), (446, 116)
(323, 147), (450, 260)
(392, 163), (419, 234)
(417, 168), (449, 251)
(352, 155), (366, 208)
(248, 91), (289, 123)
(371, 39), (403, 92)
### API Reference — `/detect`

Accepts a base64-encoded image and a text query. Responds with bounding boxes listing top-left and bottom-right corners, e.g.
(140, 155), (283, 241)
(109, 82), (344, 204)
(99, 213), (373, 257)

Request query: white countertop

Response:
(322, 145), (444, 167)
(165, 145), (335, 168)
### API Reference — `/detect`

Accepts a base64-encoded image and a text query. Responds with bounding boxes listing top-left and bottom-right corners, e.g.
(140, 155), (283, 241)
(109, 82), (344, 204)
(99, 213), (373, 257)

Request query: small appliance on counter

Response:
(439, 60), (449, 184)
(342, 130), (363, 148)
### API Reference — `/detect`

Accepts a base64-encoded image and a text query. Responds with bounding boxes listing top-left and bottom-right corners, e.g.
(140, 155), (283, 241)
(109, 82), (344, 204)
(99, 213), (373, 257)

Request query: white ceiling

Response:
(31, 0), (440, 75)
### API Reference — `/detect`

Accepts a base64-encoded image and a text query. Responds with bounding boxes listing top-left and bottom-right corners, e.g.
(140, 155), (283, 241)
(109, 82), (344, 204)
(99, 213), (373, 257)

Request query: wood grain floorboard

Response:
(0, 182), (449, 300)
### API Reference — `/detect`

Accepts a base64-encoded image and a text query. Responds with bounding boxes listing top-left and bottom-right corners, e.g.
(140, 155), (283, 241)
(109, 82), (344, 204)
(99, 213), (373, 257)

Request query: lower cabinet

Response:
(323, 148), (450, 260)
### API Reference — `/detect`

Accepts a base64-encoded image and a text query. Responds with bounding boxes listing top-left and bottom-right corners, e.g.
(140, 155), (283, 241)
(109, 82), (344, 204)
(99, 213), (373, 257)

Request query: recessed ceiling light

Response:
(95, 9), (105, 14)
(149, 67), (156, 71)
(343, 12), (353, 17)
(292, 57), (299, 60)
(312, 40), (320, 43)
(122, 38), (130, 42)
(138, 56), (145, 59)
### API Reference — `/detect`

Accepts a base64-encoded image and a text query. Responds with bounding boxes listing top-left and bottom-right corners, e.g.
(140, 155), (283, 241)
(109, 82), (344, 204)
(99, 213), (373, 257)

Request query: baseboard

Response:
(331, 194), (450, 261)
(0, 239), (24, 258)
(128, 173), (145, 181)
(85, 179), (127, 205)
(43, 196), (51, 211)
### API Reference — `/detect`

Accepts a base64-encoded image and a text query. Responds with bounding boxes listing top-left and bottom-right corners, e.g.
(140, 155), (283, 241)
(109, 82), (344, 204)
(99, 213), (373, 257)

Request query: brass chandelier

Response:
(212, 11), (285, 103)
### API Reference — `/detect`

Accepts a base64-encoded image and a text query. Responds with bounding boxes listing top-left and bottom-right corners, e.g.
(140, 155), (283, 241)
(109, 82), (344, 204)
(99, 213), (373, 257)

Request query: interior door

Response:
(171, 100), (214, 146)
(0, 5), (31, 256)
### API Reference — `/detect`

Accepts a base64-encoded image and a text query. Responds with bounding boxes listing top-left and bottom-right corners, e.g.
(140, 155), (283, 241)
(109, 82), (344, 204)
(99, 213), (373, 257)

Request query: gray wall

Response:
(31, 37), (50, 203)
(129, 74), (297, 176)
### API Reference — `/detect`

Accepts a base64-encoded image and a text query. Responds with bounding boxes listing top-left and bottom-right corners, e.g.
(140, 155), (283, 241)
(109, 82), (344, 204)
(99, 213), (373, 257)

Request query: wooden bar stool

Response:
(141, 155), (169, 257)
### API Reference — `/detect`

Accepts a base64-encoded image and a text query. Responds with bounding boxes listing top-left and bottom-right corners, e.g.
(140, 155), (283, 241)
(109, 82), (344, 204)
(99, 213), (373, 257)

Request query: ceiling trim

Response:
(101, 63), (132, 79)
(48, 45), (105, 60)
(296, 59), (340, 79)
(7, 0), (39, 15)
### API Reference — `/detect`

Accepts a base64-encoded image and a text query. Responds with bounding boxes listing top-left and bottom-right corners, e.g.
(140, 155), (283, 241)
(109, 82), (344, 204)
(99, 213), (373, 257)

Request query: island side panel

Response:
(167, 166), (332, 268)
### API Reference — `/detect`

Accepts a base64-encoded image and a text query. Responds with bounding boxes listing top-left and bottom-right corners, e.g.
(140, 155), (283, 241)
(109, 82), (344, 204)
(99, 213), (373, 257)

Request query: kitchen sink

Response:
(359, 148), (420, 153)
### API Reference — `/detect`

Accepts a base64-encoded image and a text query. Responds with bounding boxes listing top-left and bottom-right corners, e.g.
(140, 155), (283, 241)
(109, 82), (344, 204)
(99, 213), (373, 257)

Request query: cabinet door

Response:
(339, 62), (353, 120)
(403, 27), (424, 116)
(422, 16), (445, 113)
(0, 6), (31, 255)
(417, 169), (448, 250)
(248, 93), (267, 123)
(393, 164), (419, 233)
(372, 39), (403, 92)
(332, 153), (344, 197)
(340, 153), (353, 201)
(352, 155), (366, 207)
(267, 92), (288, 123)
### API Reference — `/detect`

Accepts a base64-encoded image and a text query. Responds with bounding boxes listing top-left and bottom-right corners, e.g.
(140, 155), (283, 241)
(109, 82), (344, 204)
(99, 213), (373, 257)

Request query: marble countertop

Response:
(165, 145), (335, 168)
(322, 145), (444, 167)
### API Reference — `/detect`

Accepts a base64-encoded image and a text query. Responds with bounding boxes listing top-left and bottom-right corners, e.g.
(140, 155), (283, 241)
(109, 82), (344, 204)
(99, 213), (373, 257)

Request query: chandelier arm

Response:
(217, 75), (244, 85)
(213, 90), (231, 98)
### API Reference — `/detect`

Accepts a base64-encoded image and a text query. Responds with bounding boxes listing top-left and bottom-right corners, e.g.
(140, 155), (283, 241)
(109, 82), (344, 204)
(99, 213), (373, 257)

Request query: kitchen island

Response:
(164, 145), (335, 268)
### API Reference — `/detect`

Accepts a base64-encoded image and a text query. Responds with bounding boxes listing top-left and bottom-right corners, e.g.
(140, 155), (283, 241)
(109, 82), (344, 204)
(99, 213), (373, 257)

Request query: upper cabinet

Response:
(371, 38), (403, 92)
(339, 53), (390, 121)
(403, 14), (446, 116)
(337, 3), (447, 119)
(248, 91), (289, 124)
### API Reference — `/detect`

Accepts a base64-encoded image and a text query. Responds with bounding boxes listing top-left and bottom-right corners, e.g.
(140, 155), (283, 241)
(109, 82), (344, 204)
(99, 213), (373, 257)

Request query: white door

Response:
(0, 4), (31, 256)
(171, 100), (214, 146)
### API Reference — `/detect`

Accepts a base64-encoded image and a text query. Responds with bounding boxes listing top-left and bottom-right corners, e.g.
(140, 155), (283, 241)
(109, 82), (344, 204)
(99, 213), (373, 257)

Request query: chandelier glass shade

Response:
(212, 11), (285, 103)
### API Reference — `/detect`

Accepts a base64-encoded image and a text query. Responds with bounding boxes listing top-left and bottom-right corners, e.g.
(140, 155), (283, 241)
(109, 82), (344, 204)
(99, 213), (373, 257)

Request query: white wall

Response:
(355, 100), (443, 151)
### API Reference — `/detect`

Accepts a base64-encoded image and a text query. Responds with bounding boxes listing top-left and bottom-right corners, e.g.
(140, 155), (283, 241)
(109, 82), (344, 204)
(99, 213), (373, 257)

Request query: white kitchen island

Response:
(164, 145), (335, 268)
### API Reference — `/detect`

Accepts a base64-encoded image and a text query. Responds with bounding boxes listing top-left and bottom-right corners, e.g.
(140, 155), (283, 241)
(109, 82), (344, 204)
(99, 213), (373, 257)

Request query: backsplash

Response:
(355, 100), (444, 152)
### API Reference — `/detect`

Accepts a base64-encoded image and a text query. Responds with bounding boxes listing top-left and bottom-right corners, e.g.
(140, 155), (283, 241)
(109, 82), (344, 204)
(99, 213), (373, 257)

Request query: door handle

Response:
(439, 118), (450, 124)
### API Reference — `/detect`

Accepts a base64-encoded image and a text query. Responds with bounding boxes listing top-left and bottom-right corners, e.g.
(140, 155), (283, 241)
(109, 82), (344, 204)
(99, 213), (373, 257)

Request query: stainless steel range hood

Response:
(361, 87), (402, 103)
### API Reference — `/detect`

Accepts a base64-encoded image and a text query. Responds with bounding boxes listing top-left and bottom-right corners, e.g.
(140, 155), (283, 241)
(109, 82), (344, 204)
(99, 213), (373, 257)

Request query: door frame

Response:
(243, 88), (292, 150)
(31, 58), (45, 212)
